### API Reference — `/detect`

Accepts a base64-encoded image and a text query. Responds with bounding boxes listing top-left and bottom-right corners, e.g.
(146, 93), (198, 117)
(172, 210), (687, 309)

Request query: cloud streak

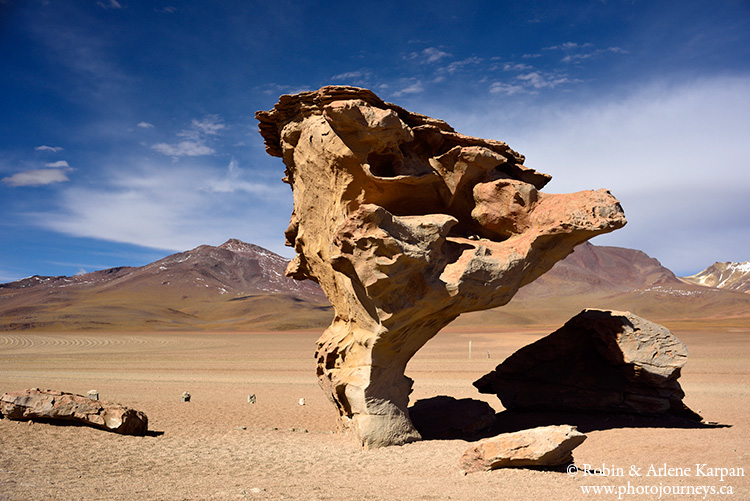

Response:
(151, 115), (225, 158)
(28, 159), (291, 255)
(407, 47), (452, 64)
(35, 145), (64, 153)
(45, 160), (70, 168)
(2, 169), (71, 187)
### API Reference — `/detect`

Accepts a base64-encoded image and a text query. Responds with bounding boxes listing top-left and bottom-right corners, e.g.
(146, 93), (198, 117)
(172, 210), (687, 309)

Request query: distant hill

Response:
(2, 240), (748, 332)
(513, 242), (683, 296)
(680, 261), (750, 294)
(457, 243), (750, 329)
(0, 239), (330, 331)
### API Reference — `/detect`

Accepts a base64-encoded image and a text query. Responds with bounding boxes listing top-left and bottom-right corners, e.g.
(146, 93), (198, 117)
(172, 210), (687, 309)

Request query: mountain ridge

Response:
(2, 239), (748, 331)
(680, 261), (750, 294)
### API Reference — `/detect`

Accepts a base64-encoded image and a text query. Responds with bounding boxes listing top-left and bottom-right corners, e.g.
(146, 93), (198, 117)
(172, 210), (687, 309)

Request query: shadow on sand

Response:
(1, 416), (165, 437)
(409, 395), (730, 442)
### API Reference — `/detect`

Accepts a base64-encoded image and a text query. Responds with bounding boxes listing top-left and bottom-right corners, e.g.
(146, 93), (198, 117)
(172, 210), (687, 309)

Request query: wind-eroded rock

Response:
(256, 86), (626, 448)
(460, 425), (586, 473)
(0, 388), (148, 435)
(474, 309), (701, 419)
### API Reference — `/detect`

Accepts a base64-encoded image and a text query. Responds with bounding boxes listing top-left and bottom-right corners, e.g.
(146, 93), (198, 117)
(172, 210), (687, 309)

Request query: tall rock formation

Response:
(256, 86), (626, 448)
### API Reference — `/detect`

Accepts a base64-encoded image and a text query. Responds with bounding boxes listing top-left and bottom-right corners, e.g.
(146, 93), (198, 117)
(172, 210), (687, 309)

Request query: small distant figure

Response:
(181, 391), (191, 402)
(247, 394), (256, 404)
(87, 390), (99, 401)
(486, 350), (491, 359)
(298, 398), (305, 406)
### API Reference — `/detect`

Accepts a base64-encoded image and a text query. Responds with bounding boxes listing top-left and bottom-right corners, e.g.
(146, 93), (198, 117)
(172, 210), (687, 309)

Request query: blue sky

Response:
(1, 0), (749, 281)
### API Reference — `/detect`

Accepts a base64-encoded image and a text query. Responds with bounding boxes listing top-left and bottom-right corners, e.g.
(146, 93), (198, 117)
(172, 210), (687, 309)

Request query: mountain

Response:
(457, 242), (750, 329)
(2, 240), (749, 332)
(680, 261), (750, 294)
(512, 242), (683, 297)
(0, 239), (331, 331)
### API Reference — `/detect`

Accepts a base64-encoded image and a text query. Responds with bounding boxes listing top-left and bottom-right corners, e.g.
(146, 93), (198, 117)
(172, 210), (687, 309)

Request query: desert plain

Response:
(1, 321), (748, 500)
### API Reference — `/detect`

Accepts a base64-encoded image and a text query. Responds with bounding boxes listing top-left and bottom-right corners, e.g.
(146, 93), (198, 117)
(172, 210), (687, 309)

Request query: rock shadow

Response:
(409, 395), (729, 443)
(409, 396), (500, 441)
(490, 409), (730, 434)
(4, 417), (165, 436)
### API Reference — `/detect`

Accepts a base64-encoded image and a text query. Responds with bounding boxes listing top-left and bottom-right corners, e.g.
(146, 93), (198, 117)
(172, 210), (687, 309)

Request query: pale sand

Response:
(1, 326), (748, 500)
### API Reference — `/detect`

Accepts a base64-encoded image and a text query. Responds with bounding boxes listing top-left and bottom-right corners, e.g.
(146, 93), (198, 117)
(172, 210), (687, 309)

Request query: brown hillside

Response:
(2, 240), (748, 332)
(0, 239), (331, 331)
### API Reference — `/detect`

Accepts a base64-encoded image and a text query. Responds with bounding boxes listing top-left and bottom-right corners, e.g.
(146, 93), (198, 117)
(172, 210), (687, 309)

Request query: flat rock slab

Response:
(460, 424), (586, 473)
(0, 388), (148, 435)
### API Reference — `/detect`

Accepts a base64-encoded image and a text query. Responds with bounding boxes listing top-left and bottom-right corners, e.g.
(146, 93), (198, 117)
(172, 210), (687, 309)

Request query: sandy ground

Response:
(0, 325), (748, 500)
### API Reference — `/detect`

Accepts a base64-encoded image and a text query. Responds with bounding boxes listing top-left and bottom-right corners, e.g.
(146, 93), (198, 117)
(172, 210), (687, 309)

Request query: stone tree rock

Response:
(0, 388), (148, 435)
(256, 86), (626, 448)
(474, 309), (701, 419)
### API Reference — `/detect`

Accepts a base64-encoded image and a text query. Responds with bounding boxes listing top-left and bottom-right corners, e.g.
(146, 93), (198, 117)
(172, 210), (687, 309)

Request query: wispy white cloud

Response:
(330, 69), (373, 86)
(203, 159), (281, 195)
(502, 63), (534, 72)
(97, 0), (122, 9)
(392, 80), (424, 97)
(45, 160), (70, 168)
(189, 115), (225, 136)
(28, 160), (291, 254)
(542, 42), (628, 63)
(544, 42), (593, 51)
(35, 145), (64, 153)
(407, 47), (452, 64)
(151, 115), (224, 157)
(562, 47), (628, 63)
(488, 82), (527, 95)
(331, 70), (368, 80)
(258, 83), (314, 96)
(443, 57), (483, 74)
(151, 141), (215, 157)
(489, 69), (579, 95)
(517, 71), (578, 89)
(2, 168), (71, 187)
(137, 121), (154, 128)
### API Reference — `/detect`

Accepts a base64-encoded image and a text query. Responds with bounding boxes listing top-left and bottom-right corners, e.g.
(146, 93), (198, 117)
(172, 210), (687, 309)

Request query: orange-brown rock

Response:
(0, 388), (148, 435)
(460, 425), (587, 473)
(256, 86), (626, 448)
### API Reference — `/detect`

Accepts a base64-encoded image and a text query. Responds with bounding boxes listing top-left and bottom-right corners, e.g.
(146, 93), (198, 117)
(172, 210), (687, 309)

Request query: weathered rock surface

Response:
(460, 424), (586, 473)
(0, 388), (148, 435)
(474, 309), (701, 419)
(256, 86), (626, 448)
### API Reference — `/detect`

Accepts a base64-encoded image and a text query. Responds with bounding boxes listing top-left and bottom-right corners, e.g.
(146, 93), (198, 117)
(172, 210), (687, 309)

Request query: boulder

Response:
(460, 424), (586, 473)
(0, 388), (148, 435)
(474, 309), (701, 419)
(256, 86), (626, 448)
